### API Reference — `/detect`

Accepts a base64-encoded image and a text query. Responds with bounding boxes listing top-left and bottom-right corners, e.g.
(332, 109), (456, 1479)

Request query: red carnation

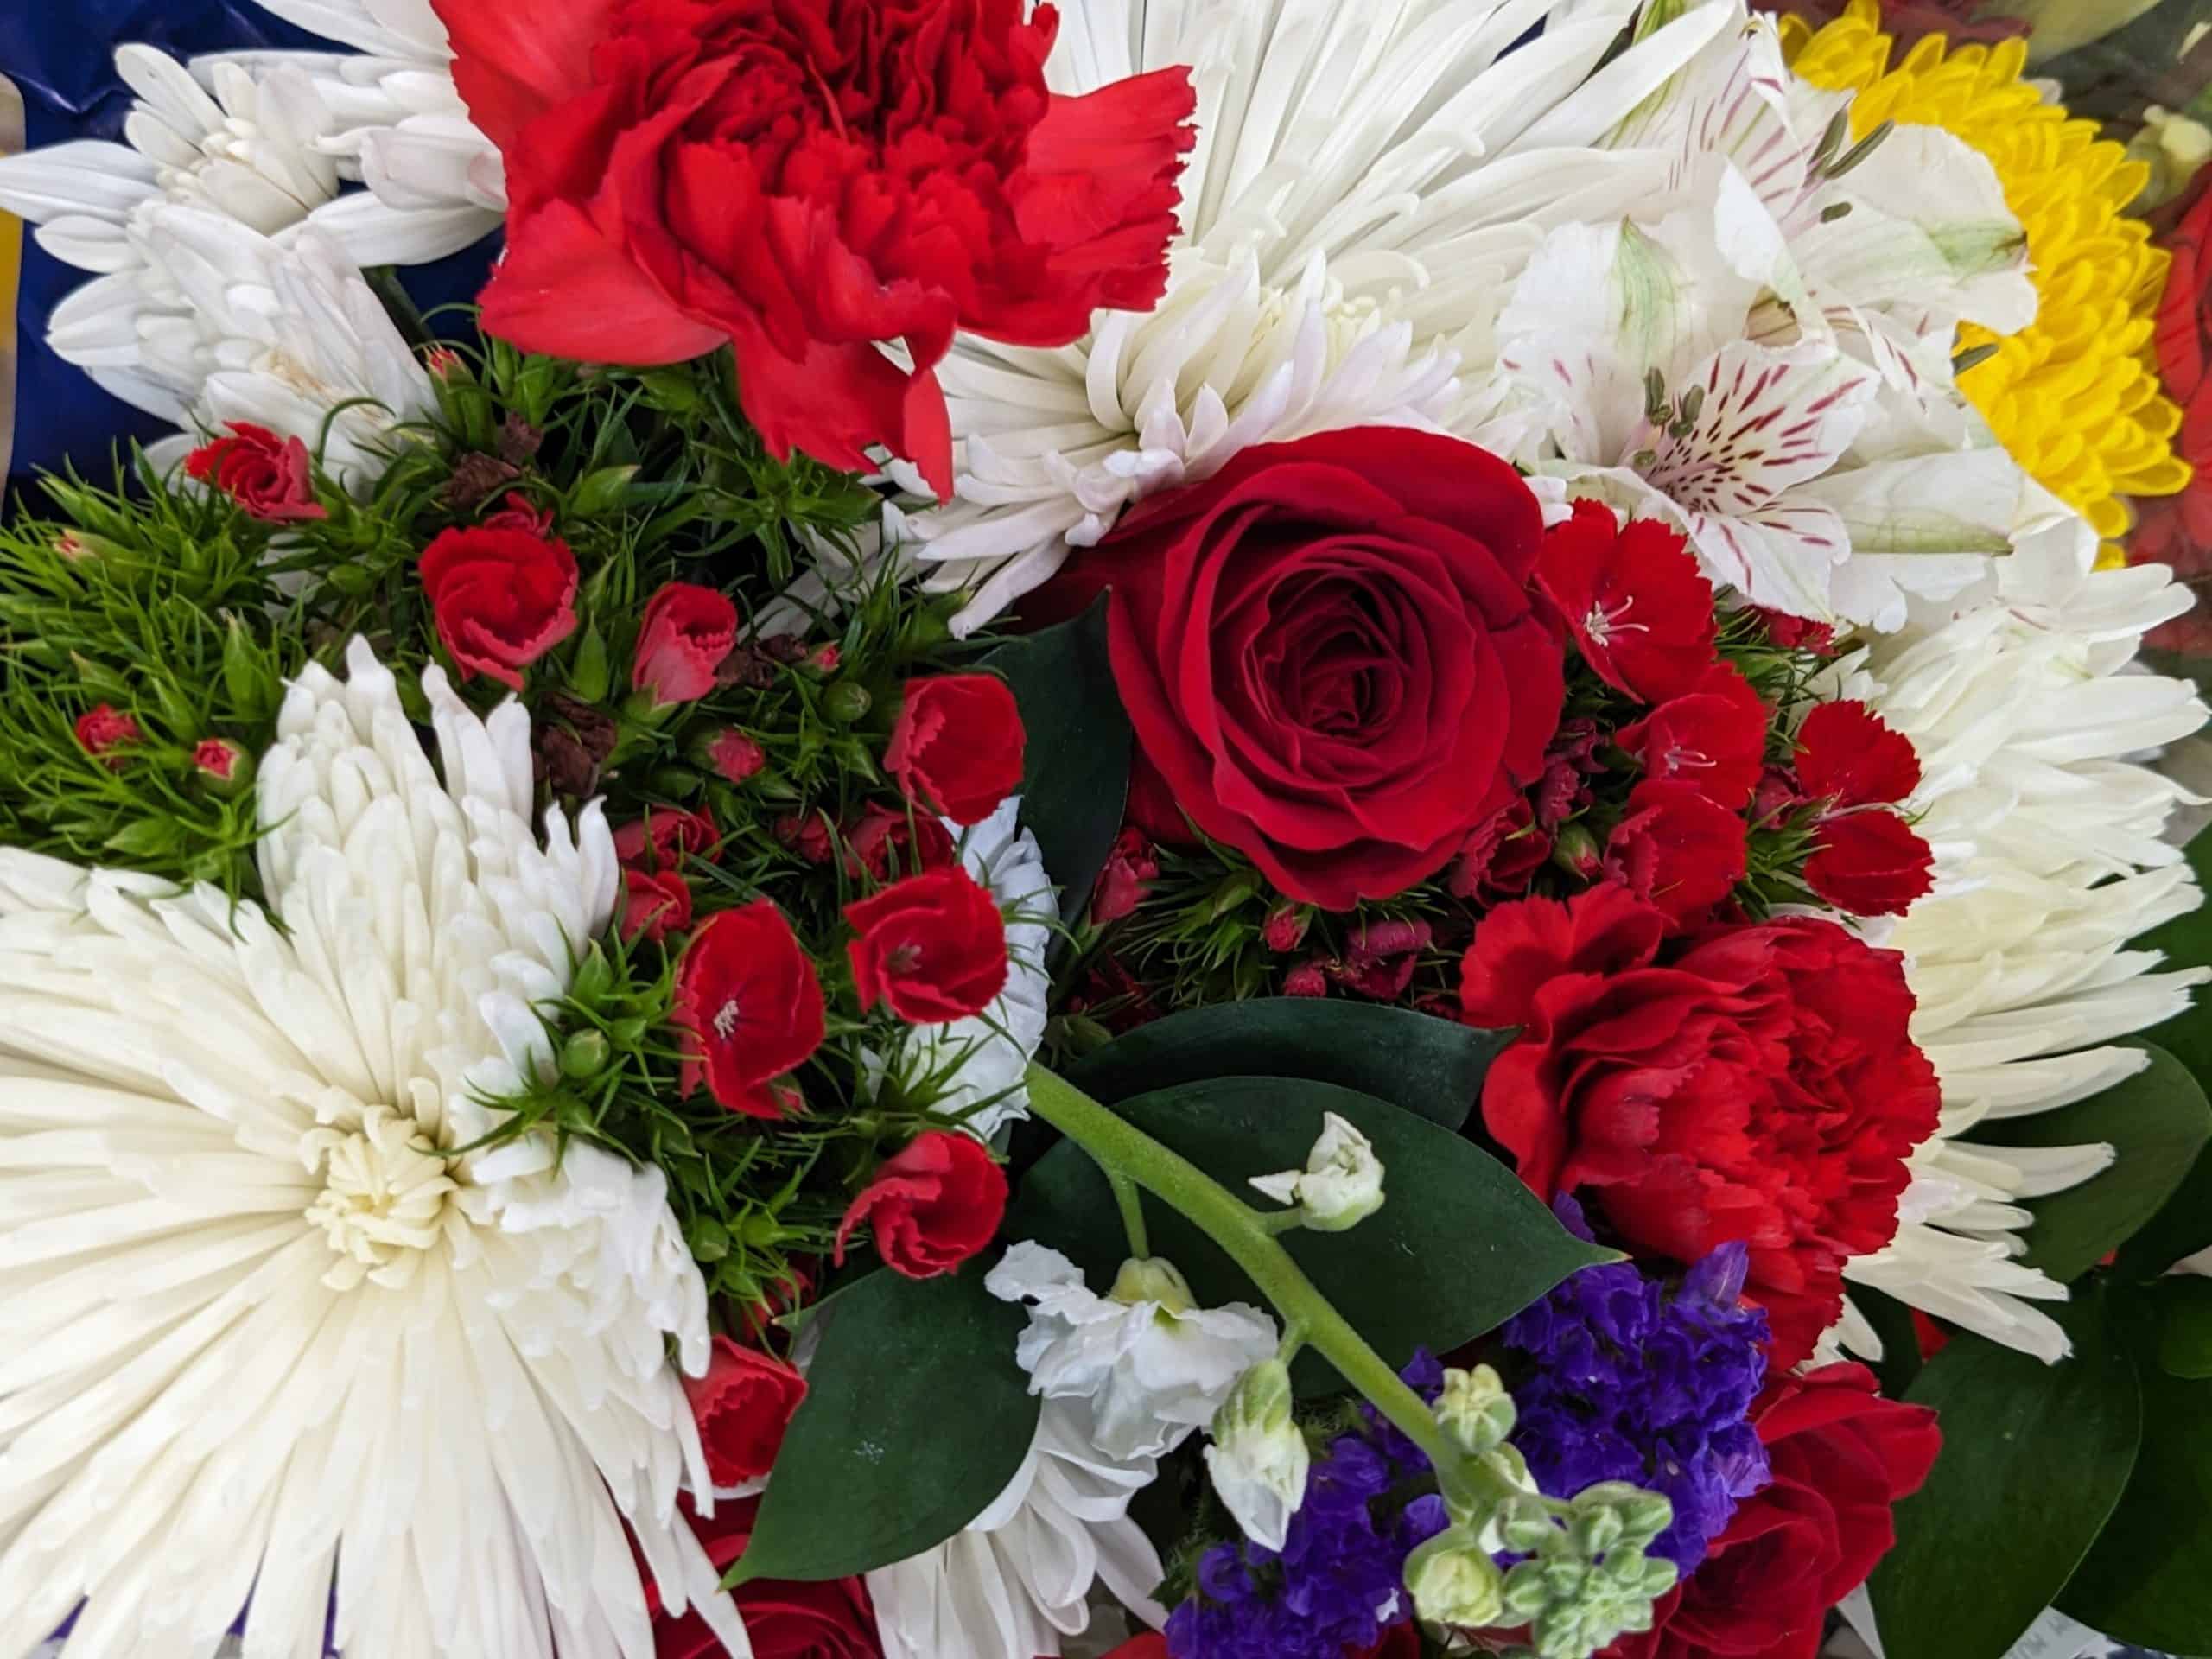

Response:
(185, 422), (327, 524)
(1603, 779), (1748, 931)
(887, 675), (1027, 827)
(836, 1129), (1008, 1279)
(1536, 502), (1718, 703)
(622, 866), (694, 943)
(74, 705), (141, 767)
(846, 867), (1009, 1024)
(674, 901), (826, 1117)
(1463, 884), (1941, 1367)
(418, 522), (580, 690)
(650, 1495), (879, 1659)
(1806, 810), (1935, 917)
(1615, 1363), (1940, 1659)
(1618, 663), (1770, 811)
(615, 807), (721, 869)
(842, 804), (957, 882)
(1092, 828), (1160, 925)
(684, 1335), (809, 1488)
(633, 582), (738, 708)
(433, 0), (1196, 498)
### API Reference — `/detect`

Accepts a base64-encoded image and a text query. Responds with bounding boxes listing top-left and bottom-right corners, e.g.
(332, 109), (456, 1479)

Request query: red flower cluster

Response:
(1795, 702), (1934, 916)
(1463, 883), (1942, 1366)
(184, 423), (327, 524)
(435, 0), (1196, 496)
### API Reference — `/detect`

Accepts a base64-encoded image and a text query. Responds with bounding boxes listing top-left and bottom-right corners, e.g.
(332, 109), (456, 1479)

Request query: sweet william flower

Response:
(843, 804), (958, 882)
(1603, 779), (1748, 932)
(622, 865), (695, 944)
(618, 805), (721, 869)
(675, 899), (827, 1117)
(634, 581), (740, 707)
(835, 1128), (1008, 1280)
(705, 729), (769, 784)
(1618, 664), (1770, 813)
(1805, 810), (1935, 918)
(1093, 829), (1160, 925)
(1535, 504), (1718, 704)
(887, 674), (1027, 827)
(1795, 701), (1921, 810)
(73, 705), (141, 767)
(418, 521), (581, 689)
(686, 1336), (809, 1488)
(847, 866), (1011, 1024)
(1793, 701), (1932, 917)
(184, 422), (327, 523)
(431, 0), (1196, 497)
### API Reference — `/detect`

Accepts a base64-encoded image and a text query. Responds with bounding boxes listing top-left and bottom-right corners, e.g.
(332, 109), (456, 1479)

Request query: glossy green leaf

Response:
(2135, 825), (2212, 1087)
(1972, 1043), (2212, 1282)
(1061, 999), (1514, 1132)
(1872, 1290), (2140, 1659)
(2158, 1277), (2212, 1380)
(735, 1264), (1038, 1583)
(1008, 1077), (1611, 1395)
(981, 596), (1131, 931)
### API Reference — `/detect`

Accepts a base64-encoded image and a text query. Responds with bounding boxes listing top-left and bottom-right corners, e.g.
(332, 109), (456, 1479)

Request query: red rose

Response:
(842, 804), (958, 881)
(418, 523), (581, 690)
(1043, 430), (1564, 909)
(886, 676), (1027, 827)
(1603, 779), (1748, 931)
(1618, 664), (1770, 812)
(623, 866), (695, 943)
(845, 867), (1009, 1024)
(685, 1335), (808, 1488)
(185, 422), (327, 524)
(1463, 885), (1941, 1366)
(1615, 1363), (1939, 1659)
(634, 582), (739, 707)
(705, 729), (767, 784)
(1536, 502), (1717, 702)
(1794, 701), (1920, 809)
(74, 705), (140, 767)
(674, 901), (827, 1117)
(1806, 810), (1934, 917)
(435, 0), (1195, 497)
(1093, 828), (1160, 925)
(834, 1128), (1007, 1279)
(616, 807), (721, 869)
(652, 1496), (879, 1659)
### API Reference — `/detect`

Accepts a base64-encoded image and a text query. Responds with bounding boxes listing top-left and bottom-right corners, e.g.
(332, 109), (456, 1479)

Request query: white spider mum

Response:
(903, 0), (1739, 632)
(0, 640), (751, 1659)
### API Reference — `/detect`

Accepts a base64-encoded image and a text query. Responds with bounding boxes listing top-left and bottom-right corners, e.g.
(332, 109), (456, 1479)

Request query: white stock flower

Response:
(1249, 1111), (1385, 1231)
(0, 639), (747, 1659)
(987, 1242), (1278, 1462)
(1203, 1357), (1309, 1551)
(1839, 524), (2211, 1361)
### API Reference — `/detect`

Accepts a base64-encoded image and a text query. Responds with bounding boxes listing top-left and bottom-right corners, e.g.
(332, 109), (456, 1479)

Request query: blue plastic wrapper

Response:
(3, 0), (498, 497)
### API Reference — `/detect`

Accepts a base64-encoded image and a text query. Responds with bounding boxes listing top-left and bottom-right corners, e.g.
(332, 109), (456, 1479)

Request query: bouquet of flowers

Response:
(2, 3), (2209, 1658)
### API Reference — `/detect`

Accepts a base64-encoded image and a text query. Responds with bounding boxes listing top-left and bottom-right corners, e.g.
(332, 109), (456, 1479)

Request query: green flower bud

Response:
(1402, 1527), (1505, 1628)
(1497, 1495), (1559, 1554)
(824, 680), (874, 723)
(1434, 1363), (1517, 1454)
(1502, 1560), (1552, 1620)
(1109, 1255), (1196, 1314)
(559, 1027), (613, 1079)
(1572, 1507), (1624, 1557)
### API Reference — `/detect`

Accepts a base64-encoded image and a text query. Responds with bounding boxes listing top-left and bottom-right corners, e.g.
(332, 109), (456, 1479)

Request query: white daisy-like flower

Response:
(902, 0), (1739, 632)
(866, 1395), (1169, 1659)
(0, 639), (749, 1659)
(987, 1241), (1279, 1463)
(214, 0), (507, 264)
(1840, 524), (2211, 1361)
(882, 796), (1054, 1144)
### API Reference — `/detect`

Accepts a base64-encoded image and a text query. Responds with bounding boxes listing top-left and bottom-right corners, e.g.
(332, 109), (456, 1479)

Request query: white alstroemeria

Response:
(214, 0), (506, 264)
(1204, 1357), (1309, 1552)
(987, 1242), (1279, 1462)
(1839, 520), (2211, 1361)
(1249, 1111), (1386, 1231)
(868, 1396), (1169, 1659)
(884, 796), (1054, 1143)
(0, 639), (747, 1659)
(903, 0), (1739, 632)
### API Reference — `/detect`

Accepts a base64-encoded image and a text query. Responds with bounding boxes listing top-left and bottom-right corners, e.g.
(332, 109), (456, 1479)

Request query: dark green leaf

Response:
(1061, 999), (1514, 1131)
(1008, 1077), (1611, 1395)
(2158, 1278), (2212, 1380)
(1872, 1290), (2140, 1659)
(2060, 1283), (2212, 1652)
(2135, 825), (2212, 1086)
(981, 595), (1130, 931)
(2116, 1135), (2212, 1283)
(736, 1264), (1038, 1582)
(1972, 1043), (2212, 1282)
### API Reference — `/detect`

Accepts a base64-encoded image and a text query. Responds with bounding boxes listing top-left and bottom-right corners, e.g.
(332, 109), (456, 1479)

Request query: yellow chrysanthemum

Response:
(1783, 0), (2190, 563)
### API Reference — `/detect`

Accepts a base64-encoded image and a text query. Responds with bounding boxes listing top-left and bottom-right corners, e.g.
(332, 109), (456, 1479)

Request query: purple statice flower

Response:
(1500, 1196), (1771, 1573)
(1165, 1357), (1450, 1659)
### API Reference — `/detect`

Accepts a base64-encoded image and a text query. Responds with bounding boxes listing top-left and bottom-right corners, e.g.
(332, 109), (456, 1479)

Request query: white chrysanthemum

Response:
(1838, 526), (2211, 1362)
(216, 0), (507, 264)
(0, 640), (750, 1659)
(866, 1396), (1169, 1659)
(883, 797), (1054, 1143)
(903, 0), (1740, 632)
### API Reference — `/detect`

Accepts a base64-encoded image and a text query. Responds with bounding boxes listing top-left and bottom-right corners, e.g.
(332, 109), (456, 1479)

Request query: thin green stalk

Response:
(1107, 1167), (1151, 1257)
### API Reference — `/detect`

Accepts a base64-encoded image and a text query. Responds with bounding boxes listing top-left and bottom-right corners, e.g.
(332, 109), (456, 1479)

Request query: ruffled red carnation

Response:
(834, 1129), (1007, 1279)
(1795, 701), (1920, 809)
(1618, 663), (1770, 811)
(845, 866), (1009, 1024)
(674, 901), (826, 1117)
(418, 522), (581, 690)
(1806, 810), (1935, 917)
(185, 422), (327, 524)
(887, 674), (1027, 827)
(1603, 779), (1748, 931)
(616, 806), (721, 868)
(1535, 503), (1718, 703)
(684, 1335), (808, 1487)
(633, 582), (738, 707)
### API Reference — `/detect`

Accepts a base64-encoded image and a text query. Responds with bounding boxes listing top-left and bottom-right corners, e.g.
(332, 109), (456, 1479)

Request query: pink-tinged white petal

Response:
(1641, 340), (1878, 512)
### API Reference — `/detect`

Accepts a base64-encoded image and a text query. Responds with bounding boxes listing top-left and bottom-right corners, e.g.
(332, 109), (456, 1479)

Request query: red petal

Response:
(431, 0), (616, 150)
(480, 201), (726, 366)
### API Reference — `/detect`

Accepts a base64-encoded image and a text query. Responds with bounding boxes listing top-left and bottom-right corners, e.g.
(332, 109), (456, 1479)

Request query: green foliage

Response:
(1871, 1290), (2141, 1659)
(1058, 997), (1513, 1133)
(1008, 1077), (1611, 1395)
(733, 1262), (1038, 1583)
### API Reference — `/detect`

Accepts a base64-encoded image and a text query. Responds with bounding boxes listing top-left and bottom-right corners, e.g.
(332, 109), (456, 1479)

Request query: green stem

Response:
(1025, 1064), (1503, 1508)
(1107, 1167), (1151, 1258)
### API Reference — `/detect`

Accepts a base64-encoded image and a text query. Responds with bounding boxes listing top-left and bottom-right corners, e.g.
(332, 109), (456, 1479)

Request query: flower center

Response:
(1583, 598), (1649, 645)
(302, 1105), (460, 1290)
(714, 997), (743, 1041)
